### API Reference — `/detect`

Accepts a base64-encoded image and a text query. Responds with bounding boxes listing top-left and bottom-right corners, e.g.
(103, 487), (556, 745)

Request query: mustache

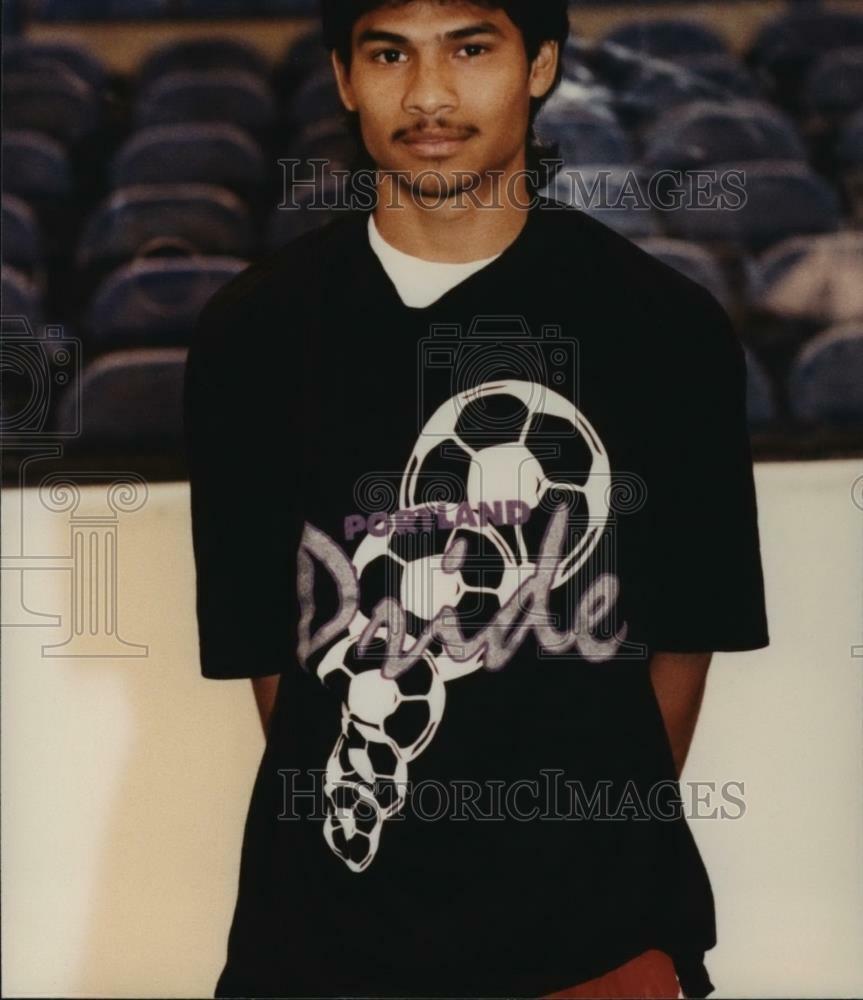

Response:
(392, 121), (481, 141)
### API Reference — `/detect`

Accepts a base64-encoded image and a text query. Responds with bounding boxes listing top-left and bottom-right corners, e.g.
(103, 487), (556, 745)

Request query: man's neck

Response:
(371, 169), (531, 264)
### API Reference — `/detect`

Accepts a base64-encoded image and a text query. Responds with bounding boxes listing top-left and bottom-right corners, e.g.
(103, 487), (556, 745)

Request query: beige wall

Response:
(2, 459), (863, 998)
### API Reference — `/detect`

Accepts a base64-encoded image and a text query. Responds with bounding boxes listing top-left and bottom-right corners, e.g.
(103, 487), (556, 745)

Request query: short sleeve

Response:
(183, 290), (304, 679)
(645, 290), (770, 653)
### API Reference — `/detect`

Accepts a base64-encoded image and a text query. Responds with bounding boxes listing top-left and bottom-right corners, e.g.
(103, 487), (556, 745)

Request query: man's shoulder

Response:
(536, 198), (716, 304)
(536, 197), (739, 356)
(198, 209), (365, 325)
(186, 210), (365, 378)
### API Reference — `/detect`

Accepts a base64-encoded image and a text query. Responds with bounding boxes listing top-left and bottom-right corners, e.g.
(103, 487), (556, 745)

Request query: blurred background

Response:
(2, 4), (863, 999)
(2, 0), (863, 480)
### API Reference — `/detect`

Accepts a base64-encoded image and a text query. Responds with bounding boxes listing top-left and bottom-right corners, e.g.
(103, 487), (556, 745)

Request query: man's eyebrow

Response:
(356, 21), (504, 47)
(356, 28), (410, 47)
(445, 21), (504, 41)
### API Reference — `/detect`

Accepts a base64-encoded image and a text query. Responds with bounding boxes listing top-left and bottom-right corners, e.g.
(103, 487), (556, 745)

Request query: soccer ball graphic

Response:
(316, 379), (611, 871)
(349, 378), (612, 675)
(350, 511), (524, 682)
(401, 378), (611, 592)
(318, 633), (445, 872)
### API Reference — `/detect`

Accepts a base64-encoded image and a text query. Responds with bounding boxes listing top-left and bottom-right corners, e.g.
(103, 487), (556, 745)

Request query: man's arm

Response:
(649, 652), (712, 777)
(252, 675), (281, 738)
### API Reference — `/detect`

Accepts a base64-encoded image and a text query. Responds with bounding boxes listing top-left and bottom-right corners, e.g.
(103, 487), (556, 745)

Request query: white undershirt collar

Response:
(368, 213), (502, 309)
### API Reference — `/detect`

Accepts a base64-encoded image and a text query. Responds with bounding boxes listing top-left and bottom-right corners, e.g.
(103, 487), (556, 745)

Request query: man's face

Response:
(331, 0), (558, 202)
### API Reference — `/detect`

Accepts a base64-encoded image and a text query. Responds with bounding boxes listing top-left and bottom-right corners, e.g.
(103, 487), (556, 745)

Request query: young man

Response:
(183, 2), (770, 997)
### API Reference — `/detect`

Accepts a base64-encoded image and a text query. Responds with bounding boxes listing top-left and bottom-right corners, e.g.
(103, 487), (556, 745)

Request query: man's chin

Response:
(388, 164), (490, 204)
(413, 173), (480, 203)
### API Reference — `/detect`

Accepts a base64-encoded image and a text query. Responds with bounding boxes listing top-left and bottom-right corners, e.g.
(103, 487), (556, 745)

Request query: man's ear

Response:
(528, 39), (559, 100)
(330, 49), (358, 112)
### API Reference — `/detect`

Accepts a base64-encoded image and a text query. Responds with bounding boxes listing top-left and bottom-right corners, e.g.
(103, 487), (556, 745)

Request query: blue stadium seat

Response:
(743, 345), (778, 427)
(138, 37), (269, 87)
(535, 105), (633, 167)
(662, 161), (841, 250)
(110, 124), (266, 193)
(748, 8), (863, 110)
(750, 10), (863, 72)
(635, 237), (732, 312)
(30, 0), (310, 14)
(292, 116), (358, 166)
(535, 77), (615, 125)
(840, 109), (863, 222)
(560, 36), (601, 87)
(675, 54), (759, 99)
(603, 18), (727, 59)
(4, 0), (23, 33)
(274, 28), (330, 100)
(181, 0), (250, 14)
(110, 0), (171, 13)
(3, 67), (100, 144)
(257, 0), (319, 12)
(77, 184), (253, 269)
(1, 195), (42, 271)
(542, 166), (662, 239)
(0, 316), (76, 435)
(803, 47), (863, 121)
(750, 232), (863, 328)
(608, 55), (759, 126)
(2, 38), (107, 90)
(85, 256), (247, 349)
(33, 0), (172, 19)
(1, 266), (44, 326)
(135, 70), (276, 132)
(644, 101), (806, 171)
(287, 65), (344, 129)
(54, 348), (188, 448)
(745, 232), (863, 394)
(188, 0), (318, 12)
(787, 323), (863, 425)
(1, 130), (71, 200)
(838, 108), (863, 168)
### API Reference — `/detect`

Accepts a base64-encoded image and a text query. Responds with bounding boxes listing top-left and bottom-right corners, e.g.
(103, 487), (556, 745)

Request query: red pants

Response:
(543, 949), (681, 999)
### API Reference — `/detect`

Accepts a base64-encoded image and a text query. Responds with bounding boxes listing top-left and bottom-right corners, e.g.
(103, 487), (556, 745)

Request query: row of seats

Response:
(5, 121), (860, 259)
(536, 89), (863, 167)
(5, 160), (844, 263)
(27, 0), (318, 20)
(4, 30), (860, 200)
(5, 27), (861, 156)
(3, 207), (863, 351)
(7, 17), (863, 140)
(18, 3), (863, 61)
(6, 225), (862, 438)
(2, 253), (248, 341)
(6, 135), (858, 266)
(544, 160), (850, 248)
(5, 322), (858, 453)
(2, 10), (862, 455)
(4, 60), (279, 145)
(752, 324), (863, 425)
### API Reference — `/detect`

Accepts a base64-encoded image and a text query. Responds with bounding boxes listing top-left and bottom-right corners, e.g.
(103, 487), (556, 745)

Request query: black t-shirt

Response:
(183, 196), (770, 999)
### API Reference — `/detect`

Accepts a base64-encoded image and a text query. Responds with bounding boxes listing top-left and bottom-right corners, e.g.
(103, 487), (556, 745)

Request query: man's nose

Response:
(403, 56), (458, 117)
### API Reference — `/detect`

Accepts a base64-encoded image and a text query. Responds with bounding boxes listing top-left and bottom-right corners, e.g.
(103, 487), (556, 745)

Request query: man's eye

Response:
(373, 49), (407, 64)
(456, 44), (489, 58)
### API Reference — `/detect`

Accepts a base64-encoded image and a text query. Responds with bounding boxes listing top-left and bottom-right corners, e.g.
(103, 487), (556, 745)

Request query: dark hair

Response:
(319, 0), (571, 186)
